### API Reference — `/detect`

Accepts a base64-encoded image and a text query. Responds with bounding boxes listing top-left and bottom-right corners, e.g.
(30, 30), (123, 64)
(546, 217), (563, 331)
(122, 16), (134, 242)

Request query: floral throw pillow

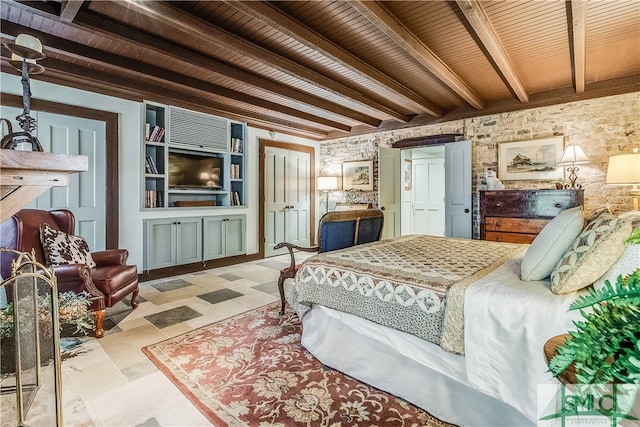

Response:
(550, 213), (631, 295)
(39, 223), (96, 268)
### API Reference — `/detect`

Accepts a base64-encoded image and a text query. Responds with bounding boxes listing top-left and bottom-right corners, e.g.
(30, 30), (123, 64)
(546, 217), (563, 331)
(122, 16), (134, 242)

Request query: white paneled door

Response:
(445, 140), (472, 238)
(412, 157), (445, 236)
(0, 106), (107, 250)
(264, 146), (311, 257)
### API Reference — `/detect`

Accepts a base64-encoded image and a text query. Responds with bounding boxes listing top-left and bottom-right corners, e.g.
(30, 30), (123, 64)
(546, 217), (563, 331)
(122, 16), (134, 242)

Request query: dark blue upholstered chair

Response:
(274, 208), (384, 314)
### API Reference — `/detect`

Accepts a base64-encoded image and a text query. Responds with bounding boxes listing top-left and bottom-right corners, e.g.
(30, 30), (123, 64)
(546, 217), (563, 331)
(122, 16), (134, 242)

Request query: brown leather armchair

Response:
(0, 209), (139, 338)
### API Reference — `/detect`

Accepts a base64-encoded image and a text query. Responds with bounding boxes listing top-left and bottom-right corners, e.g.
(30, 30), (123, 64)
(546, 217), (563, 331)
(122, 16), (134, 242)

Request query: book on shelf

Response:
(146, 156), (159, 174)
(145, 190), (158, 208)
(231, 137), (243, 153)
(148, 125), (165, 142)
(230, 191), (241, 206)
(145, 123), (151, 141)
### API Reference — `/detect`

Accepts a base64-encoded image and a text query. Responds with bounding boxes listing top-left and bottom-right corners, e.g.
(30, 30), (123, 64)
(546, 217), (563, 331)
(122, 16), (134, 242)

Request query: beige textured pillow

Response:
(521, 206), (584, 281)
(550, 214), (631, 295)
(40, 223), (96, 268)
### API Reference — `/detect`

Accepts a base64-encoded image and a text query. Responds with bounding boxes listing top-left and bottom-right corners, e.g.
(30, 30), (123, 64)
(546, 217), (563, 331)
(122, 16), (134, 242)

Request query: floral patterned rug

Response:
(142, 302), (454, 427)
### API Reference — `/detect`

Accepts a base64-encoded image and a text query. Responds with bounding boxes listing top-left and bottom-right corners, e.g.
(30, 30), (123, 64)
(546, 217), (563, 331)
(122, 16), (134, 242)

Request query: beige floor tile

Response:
(97, 323), (167, 370)
(88, 371), (192, 427)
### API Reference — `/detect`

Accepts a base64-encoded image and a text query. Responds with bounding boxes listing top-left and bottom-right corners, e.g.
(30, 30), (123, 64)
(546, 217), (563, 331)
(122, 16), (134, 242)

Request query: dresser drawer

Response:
(485, 231), (537, 244)
(482, 190), (582, 218)
(484, 217), (549, 234)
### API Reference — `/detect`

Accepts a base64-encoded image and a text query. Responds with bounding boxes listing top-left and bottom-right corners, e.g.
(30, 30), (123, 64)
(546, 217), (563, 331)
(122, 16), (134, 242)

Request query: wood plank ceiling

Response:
(1, 0), (638, 141)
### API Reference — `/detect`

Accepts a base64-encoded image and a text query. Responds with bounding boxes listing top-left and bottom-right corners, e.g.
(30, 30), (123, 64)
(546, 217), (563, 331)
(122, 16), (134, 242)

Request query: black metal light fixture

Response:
(2, 34), (46, 150)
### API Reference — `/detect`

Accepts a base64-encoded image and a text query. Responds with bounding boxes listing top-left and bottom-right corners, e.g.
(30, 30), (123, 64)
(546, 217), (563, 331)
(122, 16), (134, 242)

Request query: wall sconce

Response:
(606, 148), (640, 211)
(317, 176), (339, 214)
(557, 145), (590, 189)
(2, 34), (46, 151)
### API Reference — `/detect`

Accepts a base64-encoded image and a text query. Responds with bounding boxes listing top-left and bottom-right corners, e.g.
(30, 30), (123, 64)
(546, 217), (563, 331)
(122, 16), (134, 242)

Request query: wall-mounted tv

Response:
(168, 151), (222, 189)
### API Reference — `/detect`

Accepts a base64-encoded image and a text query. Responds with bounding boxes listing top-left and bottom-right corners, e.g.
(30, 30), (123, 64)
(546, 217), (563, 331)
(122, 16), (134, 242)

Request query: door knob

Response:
(380, 206), (386, 211)
(464, 208), (470, 213)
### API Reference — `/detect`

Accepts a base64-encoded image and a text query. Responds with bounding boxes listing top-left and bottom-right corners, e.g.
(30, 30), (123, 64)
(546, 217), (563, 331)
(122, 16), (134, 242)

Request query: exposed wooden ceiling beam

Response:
(570, 0), (587, 94)
(4, 1), (374, 129)
(350, 0), (484, 110)
(224, 0), (443, 118)
(455, 0), (529, 103)
(0, 21), (351, 133)
(119, 0), (410, 123)
(63, 9), (381, 128)
(60, 0), (84, 23)
(7, 57), (332, 140)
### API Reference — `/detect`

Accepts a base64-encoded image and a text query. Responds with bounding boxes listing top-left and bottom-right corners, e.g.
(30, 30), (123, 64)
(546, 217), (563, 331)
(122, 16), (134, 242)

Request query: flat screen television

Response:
(168, 151), (222, 189)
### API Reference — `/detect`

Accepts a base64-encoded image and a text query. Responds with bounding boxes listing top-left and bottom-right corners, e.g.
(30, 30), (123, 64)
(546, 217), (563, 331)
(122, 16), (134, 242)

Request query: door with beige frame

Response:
(264, 146), (311, 257)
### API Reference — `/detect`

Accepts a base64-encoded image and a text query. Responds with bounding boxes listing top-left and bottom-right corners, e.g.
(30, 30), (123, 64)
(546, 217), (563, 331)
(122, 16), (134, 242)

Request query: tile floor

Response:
(59, 253), (309, 427)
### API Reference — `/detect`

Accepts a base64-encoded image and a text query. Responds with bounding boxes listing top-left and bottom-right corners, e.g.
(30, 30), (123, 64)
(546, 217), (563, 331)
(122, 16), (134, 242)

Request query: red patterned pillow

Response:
(39, 223), (96, 268)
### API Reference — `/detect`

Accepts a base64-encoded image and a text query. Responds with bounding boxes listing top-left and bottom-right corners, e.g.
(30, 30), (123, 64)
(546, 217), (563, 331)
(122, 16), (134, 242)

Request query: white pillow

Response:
(521, 206), (584, 281)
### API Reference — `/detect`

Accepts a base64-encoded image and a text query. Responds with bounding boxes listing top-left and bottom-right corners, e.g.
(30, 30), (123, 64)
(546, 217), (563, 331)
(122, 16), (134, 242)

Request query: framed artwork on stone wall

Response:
(498, 137), (564, 181)
(342, 160), (374, 191)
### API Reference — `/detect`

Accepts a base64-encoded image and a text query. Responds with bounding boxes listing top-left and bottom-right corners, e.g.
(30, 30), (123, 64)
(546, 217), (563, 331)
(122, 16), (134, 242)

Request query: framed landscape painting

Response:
(342, 160), (374, 191)
(498, 137), (564, 181)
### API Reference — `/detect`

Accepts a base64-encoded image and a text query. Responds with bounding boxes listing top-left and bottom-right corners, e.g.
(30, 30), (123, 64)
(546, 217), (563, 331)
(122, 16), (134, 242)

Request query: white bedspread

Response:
(464, 251), (578, 422)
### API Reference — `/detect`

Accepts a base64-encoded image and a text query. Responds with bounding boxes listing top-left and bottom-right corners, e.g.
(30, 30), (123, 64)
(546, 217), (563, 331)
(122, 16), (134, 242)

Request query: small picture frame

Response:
(342, 160), (374, 191)
(498, 137), (564, 181)
(404, 159), (412, 190)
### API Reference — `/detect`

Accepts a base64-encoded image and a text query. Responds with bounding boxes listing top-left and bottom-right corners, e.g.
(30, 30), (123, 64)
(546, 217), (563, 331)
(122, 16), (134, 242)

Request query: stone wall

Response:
(319, 92), (639, 237)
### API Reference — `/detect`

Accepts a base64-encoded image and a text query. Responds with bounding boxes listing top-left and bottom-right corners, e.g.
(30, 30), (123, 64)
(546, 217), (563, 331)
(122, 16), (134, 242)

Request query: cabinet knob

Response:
(496, 221), (502, 227)
(496, 237), (502, 242)
(495, 202), (502, 207)
(555, 203), (562, 208)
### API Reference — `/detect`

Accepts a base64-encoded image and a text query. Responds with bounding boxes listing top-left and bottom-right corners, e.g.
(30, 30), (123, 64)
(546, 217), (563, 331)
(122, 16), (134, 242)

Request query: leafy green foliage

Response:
(549, 268), (640, 384)
(0, 291), (94, 338)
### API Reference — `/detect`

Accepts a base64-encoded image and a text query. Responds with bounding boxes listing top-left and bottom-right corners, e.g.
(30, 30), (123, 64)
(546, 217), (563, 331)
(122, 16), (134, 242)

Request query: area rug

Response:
(142, 302), (454, 427)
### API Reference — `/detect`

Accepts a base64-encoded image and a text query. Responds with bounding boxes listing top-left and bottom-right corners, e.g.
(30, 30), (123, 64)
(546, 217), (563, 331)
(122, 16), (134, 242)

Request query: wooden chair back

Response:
(317, 209), (384, 253)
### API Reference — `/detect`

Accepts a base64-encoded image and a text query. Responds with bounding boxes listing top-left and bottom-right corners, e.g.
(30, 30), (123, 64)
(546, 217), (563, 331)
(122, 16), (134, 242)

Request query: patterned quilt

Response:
(289, 235), (526, 354)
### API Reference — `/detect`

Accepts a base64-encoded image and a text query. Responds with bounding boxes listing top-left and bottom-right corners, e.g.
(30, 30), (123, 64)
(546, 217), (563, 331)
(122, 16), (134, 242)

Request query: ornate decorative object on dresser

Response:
(479, 189), (584, 243)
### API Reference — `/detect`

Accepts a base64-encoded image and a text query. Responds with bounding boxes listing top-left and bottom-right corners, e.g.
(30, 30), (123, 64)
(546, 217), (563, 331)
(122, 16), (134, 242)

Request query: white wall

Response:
(1, 73), (319, 272)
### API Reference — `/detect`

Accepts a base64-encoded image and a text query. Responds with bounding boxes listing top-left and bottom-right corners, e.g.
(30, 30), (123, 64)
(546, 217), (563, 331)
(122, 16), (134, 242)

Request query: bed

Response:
(287, 234), (585, 426)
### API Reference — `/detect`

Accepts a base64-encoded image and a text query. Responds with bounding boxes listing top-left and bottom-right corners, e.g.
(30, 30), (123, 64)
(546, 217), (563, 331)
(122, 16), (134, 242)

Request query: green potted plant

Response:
(549, 228), (640, 384)
(0, 290), (94, 375)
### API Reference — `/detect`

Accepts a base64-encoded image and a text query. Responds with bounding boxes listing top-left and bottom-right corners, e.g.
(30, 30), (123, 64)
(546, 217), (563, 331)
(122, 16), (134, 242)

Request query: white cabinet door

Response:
(145, 217), (202, 269)
(225, 215), (246, 257)
(203, 215), (246, 260)
(176, 217), (202, 265)
(145, 219), (177, 270)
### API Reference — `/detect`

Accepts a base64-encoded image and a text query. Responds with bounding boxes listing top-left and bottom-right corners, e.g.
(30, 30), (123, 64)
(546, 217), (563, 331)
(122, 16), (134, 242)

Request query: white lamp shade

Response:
(317, 176), (339, 191)
(558, 145), (590, 165)
(606, 152), (640, 185)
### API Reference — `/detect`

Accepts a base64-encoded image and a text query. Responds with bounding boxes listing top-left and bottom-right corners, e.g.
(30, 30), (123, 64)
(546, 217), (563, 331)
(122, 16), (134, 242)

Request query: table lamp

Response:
(317, 176), (339, 214)
(606, 148), (640, 211)
(557, 145), (590, 189)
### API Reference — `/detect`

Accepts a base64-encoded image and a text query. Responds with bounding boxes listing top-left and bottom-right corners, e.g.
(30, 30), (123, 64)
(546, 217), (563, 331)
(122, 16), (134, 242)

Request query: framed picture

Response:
(498, 137), (564, 181)
(342, 160), (374, 191)
(404, 159), (412, 190)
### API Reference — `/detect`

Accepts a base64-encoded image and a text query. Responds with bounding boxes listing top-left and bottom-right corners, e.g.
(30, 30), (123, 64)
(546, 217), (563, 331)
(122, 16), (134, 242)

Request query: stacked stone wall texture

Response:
(319, 92), (639, 238)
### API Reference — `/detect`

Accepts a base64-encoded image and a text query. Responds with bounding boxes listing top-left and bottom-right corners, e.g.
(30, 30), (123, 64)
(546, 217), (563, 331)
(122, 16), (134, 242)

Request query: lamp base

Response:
(563, 166), (582, 190)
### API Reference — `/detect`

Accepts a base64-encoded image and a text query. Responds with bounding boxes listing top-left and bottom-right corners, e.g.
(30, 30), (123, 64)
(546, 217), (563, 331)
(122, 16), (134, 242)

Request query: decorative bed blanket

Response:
(289, 235), (526, 354)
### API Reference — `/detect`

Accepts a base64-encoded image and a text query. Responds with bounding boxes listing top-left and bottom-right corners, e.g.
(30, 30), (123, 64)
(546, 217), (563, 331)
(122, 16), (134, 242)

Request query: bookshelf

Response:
(143, 104), (166, 208)
(141, 103), (247, 209)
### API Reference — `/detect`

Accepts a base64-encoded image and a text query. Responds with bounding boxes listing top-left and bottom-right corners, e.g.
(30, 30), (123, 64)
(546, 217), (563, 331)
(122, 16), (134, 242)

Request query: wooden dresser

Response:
(479, 189), (584, 243)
